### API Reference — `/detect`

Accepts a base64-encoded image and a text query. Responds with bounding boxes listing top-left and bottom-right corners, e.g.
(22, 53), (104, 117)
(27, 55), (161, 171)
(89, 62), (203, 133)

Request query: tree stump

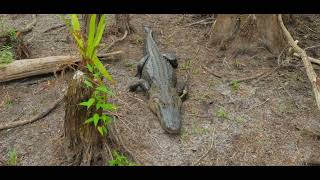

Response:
(114, 14), (135, 35)
(64, 70), (109, 165)
(210, 14), (287, 55)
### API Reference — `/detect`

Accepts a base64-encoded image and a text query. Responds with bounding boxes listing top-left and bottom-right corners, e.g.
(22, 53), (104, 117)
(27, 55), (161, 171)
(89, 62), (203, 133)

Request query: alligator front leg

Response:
(162, 53), (178, 69)
(176, 79), (188, 101)
(128, 77), (150, 92)
(135, 55), (149, 78)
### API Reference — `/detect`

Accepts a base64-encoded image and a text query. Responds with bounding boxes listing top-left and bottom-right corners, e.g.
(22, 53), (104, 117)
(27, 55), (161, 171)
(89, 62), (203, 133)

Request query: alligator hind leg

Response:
(128, 77), (150, 92)
(135, 55), (149, 78)
(162, 53), (178, 68)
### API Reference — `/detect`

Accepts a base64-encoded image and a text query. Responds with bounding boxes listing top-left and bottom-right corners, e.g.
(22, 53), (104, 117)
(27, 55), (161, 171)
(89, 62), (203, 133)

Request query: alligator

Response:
(129, 26), (188, 134)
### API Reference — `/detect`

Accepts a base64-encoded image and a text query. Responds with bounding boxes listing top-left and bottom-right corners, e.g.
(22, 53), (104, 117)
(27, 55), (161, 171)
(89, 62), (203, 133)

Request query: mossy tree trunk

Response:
(210, 14), (287, 55)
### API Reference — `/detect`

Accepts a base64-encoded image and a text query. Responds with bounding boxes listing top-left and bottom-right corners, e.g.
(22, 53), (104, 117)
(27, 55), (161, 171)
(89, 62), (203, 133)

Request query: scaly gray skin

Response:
(129, 26), (187, 134)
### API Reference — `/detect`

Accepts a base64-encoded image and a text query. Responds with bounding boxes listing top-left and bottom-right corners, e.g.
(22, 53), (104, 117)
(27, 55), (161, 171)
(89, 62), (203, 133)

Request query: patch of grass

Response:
(230, 80), (240, 92)
(108, 151), (138, 166)
(191, 124), (208, 135)
(181, 58), (192, 71)
(8, 29), (17, 42)
(191, 68), (200, 75)
(130, 35), (143, 45)
(124, 60), (136, 69)
(3, 94), (13, 107)
(234, 59), (241, 69)
(216, 107), (229, 119)
(180, 127), (189, 141)
(234, 116), (246, 124)
(0, 45), (14, 64)
(8, 148), (17, 166)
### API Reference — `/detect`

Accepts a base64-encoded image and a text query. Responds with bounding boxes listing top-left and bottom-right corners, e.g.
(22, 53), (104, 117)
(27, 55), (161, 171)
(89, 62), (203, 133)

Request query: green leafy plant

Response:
(0, 45), (14, 64)
(64, 14), (115, 136)
(230, 80), (240, 92)
(108, 151), (137, 166)
(8, 148), (17, 166)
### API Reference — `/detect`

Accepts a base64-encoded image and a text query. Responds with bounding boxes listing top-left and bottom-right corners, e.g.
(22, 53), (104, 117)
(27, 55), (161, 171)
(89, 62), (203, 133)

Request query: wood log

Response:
(0, 51), (123, 83)
(0, 56), (77, 83)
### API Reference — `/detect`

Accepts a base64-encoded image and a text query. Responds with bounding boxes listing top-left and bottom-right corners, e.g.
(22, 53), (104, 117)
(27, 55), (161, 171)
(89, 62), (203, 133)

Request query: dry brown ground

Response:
(0, 14), (320, 165)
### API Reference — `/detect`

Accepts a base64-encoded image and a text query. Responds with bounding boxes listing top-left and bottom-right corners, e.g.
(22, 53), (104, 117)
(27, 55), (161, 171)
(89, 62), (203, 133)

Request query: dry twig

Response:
(0, 96), (64, 131)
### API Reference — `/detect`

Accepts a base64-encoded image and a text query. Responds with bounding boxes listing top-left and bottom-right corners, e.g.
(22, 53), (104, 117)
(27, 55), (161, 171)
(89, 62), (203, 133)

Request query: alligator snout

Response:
(160, 107), (181, 134)
(150, 95), (182, 134)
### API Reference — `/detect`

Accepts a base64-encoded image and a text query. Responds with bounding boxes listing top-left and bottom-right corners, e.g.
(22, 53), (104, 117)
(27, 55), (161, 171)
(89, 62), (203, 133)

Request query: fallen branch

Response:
(185, 17), (214, 27)
(42, 24), (66, 33)
(0, 96), (64, 131)
(293, 53), (320, 66)
(278, 14), (320, 109)
(0, 51), (123, 82)
(203, 65), (277, 84)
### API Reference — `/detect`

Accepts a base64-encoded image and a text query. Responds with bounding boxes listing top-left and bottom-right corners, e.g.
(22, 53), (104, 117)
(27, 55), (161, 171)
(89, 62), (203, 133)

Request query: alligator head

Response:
(148, 86), (182, 134)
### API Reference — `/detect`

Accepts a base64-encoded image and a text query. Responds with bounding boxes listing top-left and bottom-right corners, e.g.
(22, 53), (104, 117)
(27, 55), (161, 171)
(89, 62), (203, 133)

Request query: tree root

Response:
(100, 30), (128, 52)
(42, 24), (66, 33)
(20, 14), (37, 34)
(278, 14), (320, 110)
(0, 95), (64, 131)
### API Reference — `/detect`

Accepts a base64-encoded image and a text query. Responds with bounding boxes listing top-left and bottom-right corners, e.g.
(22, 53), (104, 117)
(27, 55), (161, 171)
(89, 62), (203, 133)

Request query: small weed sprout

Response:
(181, 58), (192, 70)
(108, 151), (138, 166)
(216, 107), (228, 119)
(230, 80), (240, 92)
(8, 149), (17, 166)
(0, 45), (14, 64)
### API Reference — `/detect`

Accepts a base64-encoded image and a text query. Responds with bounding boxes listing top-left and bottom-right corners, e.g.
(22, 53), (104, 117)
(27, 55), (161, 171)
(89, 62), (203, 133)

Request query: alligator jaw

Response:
(149, 93), (182, 134)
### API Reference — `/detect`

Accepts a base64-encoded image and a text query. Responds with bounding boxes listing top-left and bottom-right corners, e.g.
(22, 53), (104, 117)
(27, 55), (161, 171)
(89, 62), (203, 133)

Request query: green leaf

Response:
(86, 14), (97, 58)
(84, 80), (93, 88)
(68, 14), (84, 54)
(101, 103), (117, 111)
(70, 14), (81, 31)
(84, 117), (94, 124)
(92, 55), (113, 81)
(86, 64), (94, 73)
(93, 15), (106, 51)
(96, 102), (102, 110)
(101, 114), (111, 124)
(93, 113), (100, 127)
(97, 126), (104, 136)
(96, 85), (107, 93)
(96, 85), (114, 96)
(102, 126), (107, 134)
(79, 98), (95, 109)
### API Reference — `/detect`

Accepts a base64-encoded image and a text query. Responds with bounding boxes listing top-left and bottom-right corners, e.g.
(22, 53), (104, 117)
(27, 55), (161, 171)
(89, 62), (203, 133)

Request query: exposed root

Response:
(19, 14), (37, 34)
(100, 31), (128, 52)
(0, 95), (64, 131)
(42, 24), (66, 33)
